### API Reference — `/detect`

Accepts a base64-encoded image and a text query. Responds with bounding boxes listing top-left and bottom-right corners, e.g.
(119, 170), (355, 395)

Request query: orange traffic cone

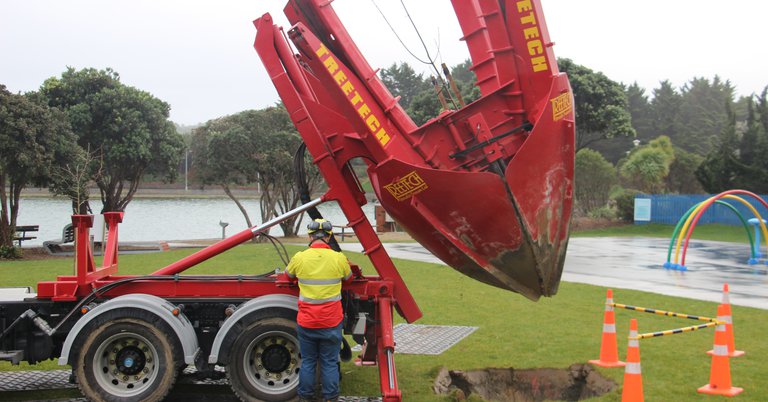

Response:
(707, 284), (744, 357)
(621, 319), (643, 402)
(698, 304), (743, 396)
(589, 289), (625, 367)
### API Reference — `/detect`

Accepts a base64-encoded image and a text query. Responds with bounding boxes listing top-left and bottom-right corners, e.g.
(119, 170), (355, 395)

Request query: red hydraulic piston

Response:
(152, 229), (255, 276)
(376, 295), (400, 401)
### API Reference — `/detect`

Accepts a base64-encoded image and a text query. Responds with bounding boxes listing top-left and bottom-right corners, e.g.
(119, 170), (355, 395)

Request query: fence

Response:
(635, 194), (768, 225)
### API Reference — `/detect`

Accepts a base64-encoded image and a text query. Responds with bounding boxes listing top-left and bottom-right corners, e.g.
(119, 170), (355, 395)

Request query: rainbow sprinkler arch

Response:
(664, 190), (768, 271)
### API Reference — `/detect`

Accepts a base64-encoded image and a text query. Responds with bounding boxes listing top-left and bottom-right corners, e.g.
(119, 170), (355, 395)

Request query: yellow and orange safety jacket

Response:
(286, 242), (352, 328)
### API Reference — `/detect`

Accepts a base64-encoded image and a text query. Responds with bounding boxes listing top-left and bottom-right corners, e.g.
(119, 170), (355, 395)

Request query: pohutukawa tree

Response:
(192, 106), (320, 237)
(0, 85), (77, 248)
(39, 67), (184, 212)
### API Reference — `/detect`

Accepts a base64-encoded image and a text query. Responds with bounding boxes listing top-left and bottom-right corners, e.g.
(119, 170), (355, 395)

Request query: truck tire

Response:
(73, 312), (179, 402)
(227, 317), (300, 402)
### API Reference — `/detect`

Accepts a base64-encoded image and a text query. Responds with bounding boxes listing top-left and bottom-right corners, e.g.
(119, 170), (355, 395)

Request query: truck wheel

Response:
(227, 317), (300, 402)
(74, 316), (179, 402)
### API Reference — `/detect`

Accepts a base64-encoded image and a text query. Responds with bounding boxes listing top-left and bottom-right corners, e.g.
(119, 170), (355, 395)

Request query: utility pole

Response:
(185, 150), (189, 191)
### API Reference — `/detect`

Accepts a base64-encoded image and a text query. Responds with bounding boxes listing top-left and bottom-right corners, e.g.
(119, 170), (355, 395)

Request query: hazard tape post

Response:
(590, 288), (745, 401)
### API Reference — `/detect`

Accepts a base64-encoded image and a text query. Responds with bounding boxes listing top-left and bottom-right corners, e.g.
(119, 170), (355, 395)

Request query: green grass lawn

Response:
(572, 222), (758, 242)
(1, 239), (766, 401)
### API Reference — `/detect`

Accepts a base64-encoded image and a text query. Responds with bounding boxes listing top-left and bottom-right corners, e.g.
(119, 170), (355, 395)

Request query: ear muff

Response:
(307, 219), (333, 234)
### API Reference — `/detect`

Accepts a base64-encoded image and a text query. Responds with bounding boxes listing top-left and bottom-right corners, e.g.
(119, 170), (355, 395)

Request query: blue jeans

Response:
(297, 322), (343, 400)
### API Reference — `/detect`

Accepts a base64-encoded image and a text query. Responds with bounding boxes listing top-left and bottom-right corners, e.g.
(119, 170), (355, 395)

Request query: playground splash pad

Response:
(561, 237), (768, 309)
(664, 190), (768, 270)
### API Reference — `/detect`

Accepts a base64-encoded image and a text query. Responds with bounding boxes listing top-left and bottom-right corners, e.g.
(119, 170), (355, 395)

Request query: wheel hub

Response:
(239, 330), (300, 395)
(93, 331), (159, 397)
(261, 344), (291, 373)
(115, 346), (145, 376)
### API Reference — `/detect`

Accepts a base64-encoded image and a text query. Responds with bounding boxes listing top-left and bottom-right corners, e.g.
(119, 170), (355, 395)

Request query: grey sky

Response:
(2, 1), (765, 125)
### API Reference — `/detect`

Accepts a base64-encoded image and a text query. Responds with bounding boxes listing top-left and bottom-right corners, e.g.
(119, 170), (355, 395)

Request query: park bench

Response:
(334, 224), (356, 242)
(42, 224), (75, 254)
(13, 225), (39, 246)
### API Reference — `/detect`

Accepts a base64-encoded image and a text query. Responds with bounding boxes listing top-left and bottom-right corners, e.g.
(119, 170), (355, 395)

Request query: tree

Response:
(650, 80), (681, 141)
(380, 60), (481, 126)
(48, 145), (102, 214)
(379, 62), (443, 126)
(557, 58), (635, 151)
(731, 95), (768, 192)
(646, 135), (675, 160)
(739, 97), (762, 167)
(674, 76), (734, 155)
(194, 122), (258, 227)
(693, 91), (768, 194)
(0, 85), (77, 248)
(574, 149), (617, 215)
(192, 106), (319, 236)
(39, 67), (184, 212)
(695, 104), (740, 193)
(407, 88), (442, 126)
(665, 148), (704, 194)
(626, 82), (655, 141)
(380, 63), (429, 110)
(450, 60), (481, 104)
(590, 82), (653, 166)
(757, 87), (768, 133)
(619, 136), (675, 194)
(753, 87), (768, 191)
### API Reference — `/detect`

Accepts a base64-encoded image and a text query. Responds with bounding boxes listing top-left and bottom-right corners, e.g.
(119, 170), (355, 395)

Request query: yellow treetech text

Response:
(315, 44), (391, 147)
(516, 0), (548, 72)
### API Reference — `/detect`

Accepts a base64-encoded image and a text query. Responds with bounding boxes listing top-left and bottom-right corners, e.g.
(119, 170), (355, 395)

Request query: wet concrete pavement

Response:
(339, 237), (768, 310)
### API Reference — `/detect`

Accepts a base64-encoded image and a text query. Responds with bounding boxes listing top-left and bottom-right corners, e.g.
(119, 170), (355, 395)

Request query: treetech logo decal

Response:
(384, 172), (428, 201)
(515, 0), (548, 73)
(551, 92), (572, 121)
(314, 44), (391, 147)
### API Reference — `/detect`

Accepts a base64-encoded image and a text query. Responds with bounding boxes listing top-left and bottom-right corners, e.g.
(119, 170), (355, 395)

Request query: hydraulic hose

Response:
(293, 143), (342, 252)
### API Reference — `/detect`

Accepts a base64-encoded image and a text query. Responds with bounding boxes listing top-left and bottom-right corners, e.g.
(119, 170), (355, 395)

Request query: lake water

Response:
(14, 197), (375, 247)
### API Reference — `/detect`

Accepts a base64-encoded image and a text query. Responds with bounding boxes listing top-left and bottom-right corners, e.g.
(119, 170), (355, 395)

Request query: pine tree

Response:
(650, 80), (681, 142)
(626, 82), (654, 141)
(675, 76), (734, 155)
(695, 103), (740, 192)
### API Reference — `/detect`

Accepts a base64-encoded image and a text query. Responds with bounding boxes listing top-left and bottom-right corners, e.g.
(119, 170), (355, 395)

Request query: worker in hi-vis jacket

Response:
(286, 218), (352, 402)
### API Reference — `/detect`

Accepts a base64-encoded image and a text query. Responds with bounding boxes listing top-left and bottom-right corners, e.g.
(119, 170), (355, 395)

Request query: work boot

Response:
(298, 397), (316, 402)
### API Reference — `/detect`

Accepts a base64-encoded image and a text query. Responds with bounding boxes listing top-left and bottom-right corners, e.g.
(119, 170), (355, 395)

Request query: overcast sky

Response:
(2, 1), (766, 125)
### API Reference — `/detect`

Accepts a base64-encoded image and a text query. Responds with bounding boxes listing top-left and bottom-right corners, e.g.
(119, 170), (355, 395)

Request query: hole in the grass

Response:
(433, 363), (616, 401)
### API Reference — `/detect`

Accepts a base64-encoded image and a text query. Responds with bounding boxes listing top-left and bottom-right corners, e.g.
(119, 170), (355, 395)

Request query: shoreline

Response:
(14, 231), (416, 260)
(19, 187), (379, 202)
(20, 187), (263, 200)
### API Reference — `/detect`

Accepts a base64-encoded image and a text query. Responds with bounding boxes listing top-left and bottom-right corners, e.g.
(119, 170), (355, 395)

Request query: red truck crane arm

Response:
(254, 0), (575, 301)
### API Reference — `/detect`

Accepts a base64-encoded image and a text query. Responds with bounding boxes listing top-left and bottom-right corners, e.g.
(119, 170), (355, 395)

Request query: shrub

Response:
(614, 189), (643, 222)
(588, 206), (616, 220)
(0, 246), (23, 260)
(575, 149), (618, 215)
